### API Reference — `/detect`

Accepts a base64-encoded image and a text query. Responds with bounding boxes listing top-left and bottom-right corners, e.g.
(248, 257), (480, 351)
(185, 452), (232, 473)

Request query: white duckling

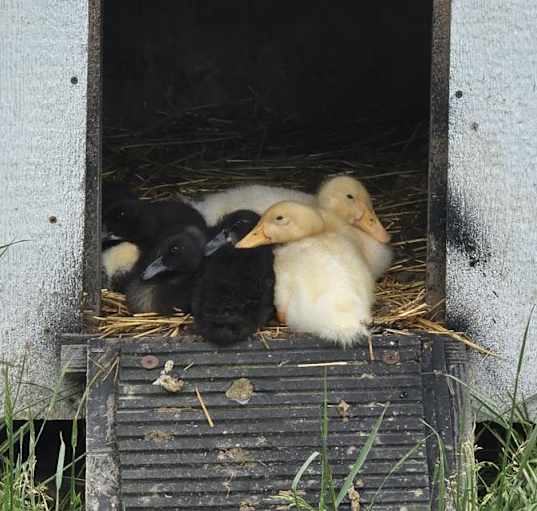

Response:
(317, 176), (392, 279)
(236, 201), (375, 347)
(192, 184), (314, 226)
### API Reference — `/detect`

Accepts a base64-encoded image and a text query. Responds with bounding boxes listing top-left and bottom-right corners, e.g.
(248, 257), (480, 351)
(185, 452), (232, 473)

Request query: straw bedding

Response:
(95, 104), (487, 353)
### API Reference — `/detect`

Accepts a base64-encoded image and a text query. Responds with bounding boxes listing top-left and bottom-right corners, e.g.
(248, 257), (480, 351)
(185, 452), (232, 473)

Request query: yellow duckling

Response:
(236, 201), (375, 347)
(316, 175), (392, 279)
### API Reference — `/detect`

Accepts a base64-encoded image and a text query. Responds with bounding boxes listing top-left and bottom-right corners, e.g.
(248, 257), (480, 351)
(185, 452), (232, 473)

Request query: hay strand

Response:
(97, 116), (489, 354)
(195, 387), (214, 428)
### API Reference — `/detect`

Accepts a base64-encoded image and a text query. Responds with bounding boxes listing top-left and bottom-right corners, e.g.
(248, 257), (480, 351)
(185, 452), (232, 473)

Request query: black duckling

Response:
(102, 199), (146, 291)
(102, 198), (206, 291)
(102, 182), (137, 214)
(192, 210), (275, 347)
(126, 225), (206, 314)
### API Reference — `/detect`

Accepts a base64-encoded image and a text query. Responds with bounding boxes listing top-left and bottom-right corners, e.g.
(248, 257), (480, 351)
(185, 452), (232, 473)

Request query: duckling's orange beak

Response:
(353, 202), (391, 243)
(235, 222), (272, 248)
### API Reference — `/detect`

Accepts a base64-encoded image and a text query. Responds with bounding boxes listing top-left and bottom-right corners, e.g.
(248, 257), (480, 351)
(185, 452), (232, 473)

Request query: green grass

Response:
(438, 307), (537, 511)
(274, 310), (537, 511)
(0, 241), (29, 260)
(0, 363), (84, 511)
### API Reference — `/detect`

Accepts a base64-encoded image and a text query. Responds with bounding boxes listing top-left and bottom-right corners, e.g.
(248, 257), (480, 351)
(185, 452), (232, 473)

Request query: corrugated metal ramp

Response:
(84, 334), (463, 510)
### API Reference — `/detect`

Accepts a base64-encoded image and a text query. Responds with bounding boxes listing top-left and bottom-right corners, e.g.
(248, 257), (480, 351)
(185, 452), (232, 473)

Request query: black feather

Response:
(192, 210), (275, 346)
(126, 226), (207, 314)
(102, 198), (206, 292)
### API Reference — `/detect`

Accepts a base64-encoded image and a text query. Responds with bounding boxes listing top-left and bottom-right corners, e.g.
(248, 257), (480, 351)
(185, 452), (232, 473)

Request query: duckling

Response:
(101, 241), (141, 291)
(125, 226), (206, 314)
(102, 199), (147, 291)
(192, 210), (275, 346)
(193, 184), (314, 225)
(102, 198), (206, 291)
(317, 176), (392, 279)
(236, 201), (375, 347)
(102, 182), (137, 213)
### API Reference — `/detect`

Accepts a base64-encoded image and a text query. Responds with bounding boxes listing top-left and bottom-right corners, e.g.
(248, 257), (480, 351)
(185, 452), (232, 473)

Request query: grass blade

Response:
(69, 418), (79, 507)
(422, 420), (448, 511)
(335, 403), (388, 507)
(502, 305), (535, 471)
(2, 366), (14, 511)
(55, 432), (66, 511)
(519, 423), (537, 480)
(293, 452), (320, 492)
(291, 451), (319, 509)
(0, 239), (29, 259)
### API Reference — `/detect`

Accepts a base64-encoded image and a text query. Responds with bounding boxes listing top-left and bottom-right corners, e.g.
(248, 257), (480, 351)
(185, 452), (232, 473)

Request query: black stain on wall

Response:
(445, 310), (471, 333)
(446, 187), (491, 269)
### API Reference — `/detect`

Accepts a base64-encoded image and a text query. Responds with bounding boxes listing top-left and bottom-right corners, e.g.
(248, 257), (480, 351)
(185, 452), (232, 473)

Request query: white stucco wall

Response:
(0, 1), (89, 417)
(447, 0), (537, 416)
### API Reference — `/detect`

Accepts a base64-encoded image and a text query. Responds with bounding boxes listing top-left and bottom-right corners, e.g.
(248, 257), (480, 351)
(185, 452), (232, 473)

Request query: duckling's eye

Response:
(276, 215), (284, 221)
(346, 194), (354, 200)
(169, 245), (180, 255)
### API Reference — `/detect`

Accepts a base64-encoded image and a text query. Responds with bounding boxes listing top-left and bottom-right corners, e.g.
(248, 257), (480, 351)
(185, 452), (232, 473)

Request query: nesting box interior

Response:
(99, 0), (437, 337)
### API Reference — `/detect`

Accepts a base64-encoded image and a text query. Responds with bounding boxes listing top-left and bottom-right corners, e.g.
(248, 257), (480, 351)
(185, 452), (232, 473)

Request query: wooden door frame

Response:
(84, 0), (103, 319)
(427, 0), (450, 314)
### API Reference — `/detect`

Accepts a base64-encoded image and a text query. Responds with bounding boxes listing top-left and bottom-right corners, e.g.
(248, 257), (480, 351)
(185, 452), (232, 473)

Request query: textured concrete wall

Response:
(0, 1), (90, 417)
(447, 0), (537, 415)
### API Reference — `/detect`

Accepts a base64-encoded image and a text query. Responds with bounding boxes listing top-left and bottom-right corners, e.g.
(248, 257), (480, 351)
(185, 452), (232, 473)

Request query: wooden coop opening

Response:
(97, 0), (446, 337)
(77, 2), (467, 509)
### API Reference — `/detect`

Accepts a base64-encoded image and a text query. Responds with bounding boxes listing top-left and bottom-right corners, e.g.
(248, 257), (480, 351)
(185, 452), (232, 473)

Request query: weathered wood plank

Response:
(61, 343), (88, 375)
(59, 332), (421, 375)
(115, 402), (424, 424)
(117, 333), (419, 353)
(121, 460), (425, 480)
(119, 375), (421, 395)
(86, 340), (121, 510)
(427, 0), (450, 313)
(116, 416), (423, 437)
(0, 0), (95, 417)
(121, 488), (429, 508)
(117, 388), (422, 411)
(118, 447), (426, 467)
(119, 346), (417, 367)
(121, 475), (429, 495)
(122, 504), (425, 511)
(446, 0), (537, 415)
(121, 358), (418, 376)
(82, 0), (102, 318)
